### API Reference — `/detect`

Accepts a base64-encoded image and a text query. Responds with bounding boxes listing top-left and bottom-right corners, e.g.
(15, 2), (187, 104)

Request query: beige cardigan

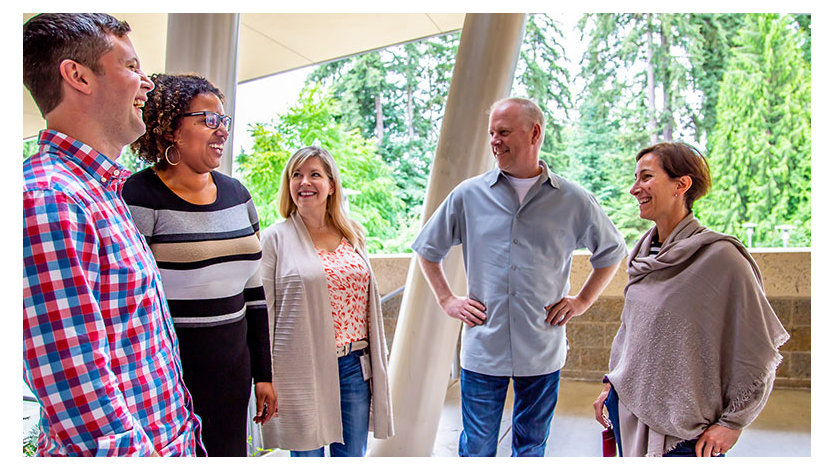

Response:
(259, 212), (394, 451)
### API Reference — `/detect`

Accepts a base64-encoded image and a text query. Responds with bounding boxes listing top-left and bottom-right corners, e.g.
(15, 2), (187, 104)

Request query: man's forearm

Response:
(417, 255), (454, 305)
(576, 262), (620, 306)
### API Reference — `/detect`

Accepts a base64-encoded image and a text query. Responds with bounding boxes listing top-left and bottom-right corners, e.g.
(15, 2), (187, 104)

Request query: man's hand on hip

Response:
(440, 295), (486, 327)
(545, 296), (590, 326)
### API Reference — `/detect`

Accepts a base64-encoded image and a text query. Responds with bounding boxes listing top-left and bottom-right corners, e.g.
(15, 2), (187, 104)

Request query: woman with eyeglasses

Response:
(123, 73), (276, 456)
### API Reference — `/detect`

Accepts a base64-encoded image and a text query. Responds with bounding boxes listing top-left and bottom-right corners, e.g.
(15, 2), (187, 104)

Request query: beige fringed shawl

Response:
(259, 212), (394, 451)
(607, 213), (789, 455)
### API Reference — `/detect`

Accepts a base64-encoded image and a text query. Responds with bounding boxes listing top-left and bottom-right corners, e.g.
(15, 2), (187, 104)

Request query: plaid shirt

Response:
(23, 130), (203, 456)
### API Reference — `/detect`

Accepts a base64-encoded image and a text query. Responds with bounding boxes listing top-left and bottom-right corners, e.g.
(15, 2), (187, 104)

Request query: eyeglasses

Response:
(181, 111), (232, 130)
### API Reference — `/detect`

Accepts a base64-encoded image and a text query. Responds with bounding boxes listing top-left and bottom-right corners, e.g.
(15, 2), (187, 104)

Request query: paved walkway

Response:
(264, 378), (810, 457)
(432, 378), (811, 457)
(25, 378), (808, 456)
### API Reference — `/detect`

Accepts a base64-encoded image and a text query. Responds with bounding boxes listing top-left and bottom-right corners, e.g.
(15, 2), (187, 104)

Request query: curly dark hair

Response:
(131, 73), (224, 170)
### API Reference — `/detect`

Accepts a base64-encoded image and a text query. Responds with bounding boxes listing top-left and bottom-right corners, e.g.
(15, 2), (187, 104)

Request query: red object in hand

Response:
(602, 427), (617, 457)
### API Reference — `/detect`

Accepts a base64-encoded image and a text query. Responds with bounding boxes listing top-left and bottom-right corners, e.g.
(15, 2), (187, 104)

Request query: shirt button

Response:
(513, 239), (519, 244)
(113, 170), (120, 176)
(100, 177), (107, 183)
(511, 265), (517, 271)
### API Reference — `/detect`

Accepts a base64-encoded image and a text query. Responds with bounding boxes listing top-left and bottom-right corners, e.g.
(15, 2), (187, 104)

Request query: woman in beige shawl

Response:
(592, 142), (788, 457)
(259, 146), (394, 456)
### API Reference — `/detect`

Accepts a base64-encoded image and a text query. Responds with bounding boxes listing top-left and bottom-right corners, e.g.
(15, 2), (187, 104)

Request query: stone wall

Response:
(369, 249), (811, 389)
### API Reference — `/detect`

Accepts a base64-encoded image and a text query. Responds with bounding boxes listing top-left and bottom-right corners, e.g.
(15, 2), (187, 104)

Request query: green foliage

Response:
(512, 13), (573, 161)
(698, 14), (811, 247)
(307, 32), (460, 222)
(118, 146), (150, 174)
(23, 139), (37, 160)
(565, 13), (789, 247)
(576, 13), (741, 145)
(688, 14), (745, 139)
(23, 421), (38, 456)
(236, 85), (404, 252)
(21, 13), (812, 250)
(282, 13), (810, 250)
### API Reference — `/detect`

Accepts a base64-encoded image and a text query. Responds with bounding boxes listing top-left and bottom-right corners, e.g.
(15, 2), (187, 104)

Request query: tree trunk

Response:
(407, 83), (415, 140)
(375, 94), (384, 146)
(645, 14), (658, 144)
(661, 17), (674, 141)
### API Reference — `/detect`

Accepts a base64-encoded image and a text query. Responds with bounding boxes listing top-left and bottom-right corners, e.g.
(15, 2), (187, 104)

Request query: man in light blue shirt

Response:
(412, 97), (627, 457)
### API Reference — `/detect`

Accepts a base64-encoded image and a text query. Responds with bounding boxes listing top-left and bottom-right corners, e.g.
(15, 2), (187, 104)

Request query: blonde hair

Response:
(278, 146), (365, 249)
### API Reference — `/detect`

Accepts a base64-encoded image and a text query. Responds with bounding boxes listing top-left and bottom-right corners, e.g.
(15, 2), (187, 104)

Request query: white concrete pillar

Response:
(165, 13), (240, 176)
(368, 13), (527, 456)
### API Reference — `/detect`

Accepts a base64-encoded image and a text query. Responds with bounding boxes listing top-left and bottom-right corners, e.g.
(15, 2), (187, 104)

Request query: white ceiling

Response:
(23, 13), (465, 139)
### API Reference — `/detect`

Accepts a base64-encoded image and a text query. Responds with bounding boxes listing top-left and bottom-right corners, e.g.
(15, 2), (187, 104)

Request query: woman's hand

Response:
(253, 381), (277, 424)
(694, 423), (742, 457)
(593, 382), (612, 427)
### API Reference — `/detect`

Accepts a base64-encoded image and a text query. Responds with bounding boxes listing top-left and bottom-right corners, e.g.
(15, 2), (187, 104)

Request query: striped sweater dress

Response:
(123, 168), (271, 456)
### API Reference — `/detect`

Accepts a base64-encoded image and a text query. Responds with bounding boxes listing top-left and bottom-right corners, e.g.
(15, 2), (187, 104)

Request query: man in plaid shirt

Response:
(23, 13), (203, 456)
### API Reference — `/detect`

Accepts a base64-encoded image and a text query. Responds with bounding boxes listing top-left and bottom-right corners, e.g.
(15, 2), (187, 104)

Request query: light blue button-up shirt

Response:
(412, 161), (627, 376)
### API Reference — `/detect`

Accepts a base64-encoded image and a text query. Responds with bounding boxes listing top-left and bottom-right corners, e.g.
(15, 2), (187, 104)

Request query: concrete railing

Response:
(370, 249), (811, 389)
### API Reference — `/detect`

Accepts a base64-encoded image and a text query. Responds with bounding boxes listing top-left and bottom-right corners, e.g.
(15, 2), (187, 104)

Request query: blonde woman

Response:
(259, 146), (394, 456)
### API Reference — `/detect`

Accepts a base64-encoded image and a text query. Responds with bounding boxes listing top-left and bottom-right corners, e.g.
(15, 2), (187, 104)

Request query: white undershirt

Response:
(505, 172), (541, 204)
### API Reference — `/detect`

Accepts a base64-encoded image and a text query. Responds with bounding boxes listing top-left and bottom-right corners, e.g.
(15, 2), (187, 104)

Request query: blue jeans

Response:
(290, 350), (371, 457)
(604, 385), (724, 457)
(459, 368), (560, 457)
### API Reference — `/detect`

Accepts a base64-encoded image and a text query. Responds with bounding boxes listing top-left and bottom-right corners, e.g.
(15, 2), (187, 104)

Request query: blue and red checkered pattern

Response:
(23, 130), (203, 456)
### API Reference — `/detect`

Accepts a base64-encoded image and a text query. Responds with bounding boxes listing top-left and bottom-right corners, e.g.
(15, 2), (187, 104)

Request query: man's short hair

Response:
(490, 97), (546, 130)
(23, 13), (131, 117)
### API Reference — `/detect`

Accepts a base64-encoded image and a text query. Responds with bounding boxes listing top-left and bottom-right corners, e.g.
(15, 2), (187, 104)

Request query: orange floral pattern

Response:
(318, 238), (370, 347)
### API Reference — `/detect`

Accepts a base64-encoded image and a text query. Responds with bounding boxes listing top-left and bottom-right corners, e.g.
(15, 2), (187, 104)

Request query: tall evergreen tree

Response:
(688, 14), (745, 141)
(698, 14), (811, 247)
(511, 14), (573, 173)
(564, 13), (750, 246)
(306, 33), (460, 221)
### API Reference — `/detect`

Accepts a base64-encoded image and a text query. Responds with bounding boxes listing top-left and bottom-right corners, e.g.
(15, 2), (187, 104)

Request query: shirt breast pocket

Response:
(93, 215), (156, 303)
(531, 227), (571, 266)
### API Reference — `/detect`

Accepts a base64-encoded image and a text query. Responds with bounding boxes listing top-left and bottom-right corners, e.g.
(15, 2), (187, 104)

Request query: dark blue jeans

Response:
(291, 350), (370, 457)
(459, 368), (560, 457)
(604, 385), (724, 457)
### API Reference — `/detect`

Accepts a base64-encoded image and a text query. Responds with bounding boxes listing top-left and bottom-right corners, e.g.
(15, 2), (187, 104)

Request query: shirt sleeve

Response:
(578, 191), (628, 269)
(411, 190), (462, 262)
(23, 189), (155, 456)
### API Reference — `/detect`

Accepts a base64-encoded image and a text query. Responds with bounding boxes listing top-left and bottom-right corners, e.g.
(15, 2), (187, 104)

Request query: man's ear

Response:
(58, 59), (94, 95)
(531, 122), (542, 145)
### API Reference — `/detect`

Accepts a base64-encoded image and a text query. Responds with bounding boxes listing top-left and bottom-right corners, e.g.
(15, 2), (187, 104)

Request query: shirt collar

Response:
(488, 160), (561, 190)
(38, 129), (131, 187)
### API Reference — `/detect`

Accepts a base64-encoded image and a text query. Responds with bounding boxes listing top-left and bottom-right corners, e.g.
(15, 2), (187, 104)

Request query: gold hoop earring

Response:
(164, 144), (181, 166)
